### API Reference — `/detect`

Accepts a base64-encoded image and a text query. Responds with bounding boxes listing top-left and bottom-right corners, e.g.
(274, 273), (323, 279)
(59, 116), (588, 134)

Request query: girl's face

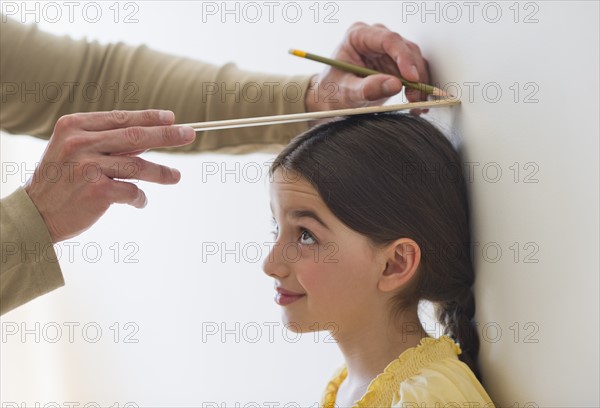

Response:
(263, 168), (390, 336)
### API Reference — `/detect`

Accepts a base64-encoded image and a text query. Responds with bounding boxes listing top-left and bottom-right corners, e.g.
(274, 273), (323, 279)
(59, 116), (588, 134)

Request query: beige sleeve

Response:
(0, 16), (312, 154)
(0, 187), (64, 316)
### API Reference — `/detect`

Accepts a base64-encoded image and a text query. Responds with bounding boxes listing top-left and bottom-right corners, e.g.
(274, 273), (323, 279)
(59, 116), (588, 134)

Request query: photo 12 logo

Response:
(200, 1), (340, 23)
(1, 403), (138, 408)
(1, 321), (140, 344)
(400, 1), (540, 24)
(1, 1), (141, 24)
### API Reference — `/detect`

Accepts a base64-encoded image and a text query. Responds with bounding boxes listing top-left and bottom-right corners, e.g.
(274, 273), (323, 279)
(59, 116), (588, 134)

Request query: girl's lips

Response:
(274, 287), (306, 306)
(274, 292), (306, 306)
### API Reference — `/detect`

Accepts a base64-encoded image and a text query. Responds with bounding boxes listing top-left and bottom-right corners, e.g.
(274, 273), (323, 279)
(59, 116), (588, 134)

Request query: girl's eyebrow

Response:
(269, 203), (330, 231)
(289, 209), (330, 231)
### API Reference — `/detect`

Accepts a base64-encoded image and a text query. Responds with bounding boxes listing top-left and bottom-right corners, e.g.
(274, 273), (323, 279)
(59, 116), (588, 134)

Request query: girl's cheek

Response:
(299, 242), (341, 264)
(295, 258), (337, 292)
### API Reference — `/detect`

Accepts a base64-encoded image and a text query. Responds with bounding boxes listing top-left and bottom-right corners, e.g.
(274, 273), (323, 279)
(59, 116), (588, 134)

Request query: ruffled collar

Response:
(321, 335), (462, 408)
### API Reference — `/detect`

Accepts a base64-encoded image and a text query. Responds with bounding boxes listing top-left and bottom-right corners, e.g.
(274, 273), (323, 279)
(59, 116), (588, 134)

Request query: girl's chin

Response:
(280, 314), (338, 335)
(280, 316), (310, 333)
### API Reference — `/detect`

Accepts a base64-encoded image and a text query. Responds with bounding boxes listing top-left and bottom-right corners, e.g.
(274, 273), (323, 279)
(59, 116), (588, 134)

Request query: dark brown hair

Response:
(269, 113), (481, 380)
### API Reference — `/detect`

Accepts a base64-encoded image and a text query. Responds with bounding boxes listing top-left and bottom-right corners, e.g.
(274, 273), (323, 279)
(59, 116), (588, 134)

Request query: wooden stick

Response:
(289, 49), (449, 97)
(179, 99), (460, 132)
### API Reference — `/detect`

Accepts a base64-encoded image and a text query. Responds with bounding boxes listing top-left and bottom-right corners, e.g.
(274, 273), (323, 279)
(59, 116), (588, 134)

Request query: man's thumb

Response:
(360, 74), (403, 101)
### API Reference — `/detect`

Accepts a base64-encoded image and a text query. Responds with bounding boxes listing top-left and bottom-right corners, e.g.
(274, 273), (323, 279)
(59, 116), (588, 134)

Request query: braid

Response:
(437, 287), (482, 381)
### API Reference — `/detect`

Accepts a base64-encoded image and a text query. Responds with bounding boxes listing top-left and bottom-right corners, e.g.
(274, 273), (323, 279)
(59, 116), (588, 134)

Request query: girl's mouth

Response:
(274, 287), (306, 306)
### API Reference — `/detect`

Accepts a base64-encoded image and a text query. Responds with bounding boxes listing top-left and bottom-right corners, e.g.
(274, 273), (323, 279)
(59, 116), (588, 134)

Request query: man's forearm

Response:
(0, 17), (312, 153)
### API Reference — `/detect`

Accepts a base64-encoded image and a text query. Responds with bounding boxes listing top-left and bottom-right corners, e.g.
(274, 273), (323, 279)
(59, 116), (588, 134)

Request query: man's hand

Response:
(24, 110), (196, 243)
(305, 22), (431, 115)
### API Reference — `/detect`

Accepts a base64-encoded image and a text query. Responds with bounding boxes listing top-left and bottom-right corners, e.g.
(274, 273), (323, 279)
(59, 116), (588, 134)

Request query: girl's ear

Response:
(377, 238), (421, 293)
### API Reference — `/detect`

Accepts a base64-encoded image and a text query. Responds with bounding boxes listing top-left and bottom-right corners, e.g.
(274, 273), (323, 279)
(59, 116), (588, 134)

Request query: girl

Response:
(262, 113), (494, 407)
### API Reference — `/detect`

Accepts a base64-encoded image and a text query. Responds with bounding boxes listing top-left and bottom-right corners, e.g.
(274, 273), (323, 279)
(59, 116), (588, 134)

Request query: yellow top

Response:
(321, 335), (494, 407)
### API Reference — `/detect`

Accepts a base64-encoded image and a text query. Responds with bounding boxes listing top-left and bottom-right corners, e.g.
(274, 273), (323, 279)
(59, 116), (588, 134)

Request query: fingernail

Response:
(170, 167), (181, 180)
(159, 110), (174, 124)
(410, 65), (419, 81)
(138, 192), (148, 208)
(179, 126), (195, 142)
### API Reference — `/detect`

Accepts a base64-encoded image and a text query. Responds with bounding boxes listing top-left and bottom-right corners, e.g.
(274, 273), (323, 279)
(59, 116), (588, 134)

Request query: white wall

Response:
(1, 1), (598, 407)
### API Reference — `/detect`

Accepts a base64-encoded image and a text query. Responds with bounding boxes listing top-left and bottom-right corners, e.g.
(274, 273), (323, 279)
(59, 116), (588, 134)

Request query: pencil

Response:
(289, 49), (448, 97)
(179, 99), (460, 132)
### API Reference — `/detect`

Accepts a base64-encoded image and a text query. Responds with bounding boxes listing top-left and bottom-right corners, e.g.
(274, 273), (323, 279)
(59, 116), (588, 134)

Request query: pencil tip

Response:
(432, 88), (455, 98)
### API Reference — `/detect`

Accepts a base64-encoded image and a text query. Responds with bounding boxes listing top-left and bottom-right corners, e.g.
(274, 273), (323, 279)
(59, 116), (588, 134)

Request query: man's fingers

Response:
(406, 48), (430, 88)
(75, 109), (176, 132)
(347, 24), (423, 83)
(106, 180), (148, 209)
(409, 108), (428, 116)
(98, 156), (181, 184)
(111, 149), (148, 157)
(405, 88), (428, 103)
(92, 124), (195, 154)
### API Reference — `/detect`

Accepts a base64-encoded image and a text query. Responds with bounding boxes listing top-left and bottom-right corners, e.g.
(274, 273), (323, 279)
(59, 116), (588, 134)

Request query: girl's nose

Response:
(262, 241), (291, 279)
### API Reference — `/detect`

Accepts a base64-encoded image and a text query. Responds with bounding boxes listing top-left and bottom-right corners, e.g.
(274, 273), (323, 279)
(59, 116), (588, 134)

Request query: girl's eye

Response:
(299, 230), (317, 245)
(271, 218), (317, 245)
